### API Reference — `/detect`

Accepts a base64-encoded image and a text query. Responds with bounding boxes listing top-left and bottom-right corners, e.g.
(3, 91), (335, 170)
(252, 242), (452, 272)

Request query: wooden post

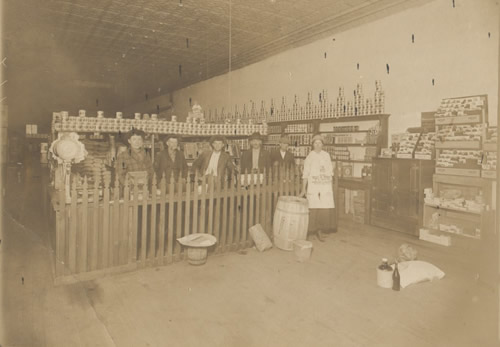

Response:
(131, 180), (139, 264)
(158, 175), (167, 265)
(228, 173), (236, 250)
(79, 177), (89, 273)
(90, 176), (100, 271)
(220, 175), (229, 253)
(167, 175), (175, 264)
(56, 187), (66, 277)
(241, 172), (249, 249)
(140, 181), (148, 267)
(175, 176), (183, 261)
(213, 176), (222, 252)
(192, 172), (199, 235)
(199, 174), (207, 235)
(69, 176), (78, 274)
(207, 175), (215, 235)
(149, 174), (158, 264)
(112, 175), (120, 267)
(122, 177), (130, 266)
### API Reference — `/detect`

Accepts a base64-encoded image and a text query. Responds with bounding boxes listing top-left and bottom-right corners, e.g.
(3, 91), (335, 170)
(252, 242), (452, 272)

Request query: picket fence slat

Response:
(54, 169), (313, 283)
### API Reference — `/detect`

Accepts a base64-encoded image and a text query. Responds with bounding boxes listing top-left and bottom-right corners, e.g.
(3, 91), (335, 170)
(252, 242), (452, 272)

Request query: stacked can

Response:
(374, 80), (385, 114)
(354, 84), (364, 116)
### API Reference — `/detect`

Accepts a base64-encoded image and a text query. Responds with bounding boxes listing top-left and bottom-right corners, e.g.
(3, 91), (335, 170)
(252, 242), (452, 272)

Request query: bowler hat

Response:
(249, 132), (262, 141)
(279, 136), (290, 144)
(209, 135), (227, 145)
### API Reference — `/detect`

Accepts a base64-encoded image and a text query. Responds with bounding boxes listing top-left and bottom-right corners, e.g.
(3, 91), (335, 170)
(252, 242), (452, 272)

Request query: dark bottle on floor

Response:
(392, 262), (401, 291)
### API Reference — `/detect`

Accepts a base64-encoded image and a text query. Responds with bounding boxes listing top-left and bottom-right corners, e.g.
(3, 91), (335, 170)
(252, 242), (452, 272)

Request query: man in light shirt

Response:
(240, 132), (272, 174)
(192, 136), (236, 182)
(271, 135), (295, 176)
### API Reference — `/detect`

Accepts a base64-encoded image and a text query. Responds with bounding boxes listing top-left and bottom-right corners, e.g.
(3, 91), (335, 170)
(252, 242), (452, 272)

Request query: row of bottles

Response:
(205, 81), (386, 123)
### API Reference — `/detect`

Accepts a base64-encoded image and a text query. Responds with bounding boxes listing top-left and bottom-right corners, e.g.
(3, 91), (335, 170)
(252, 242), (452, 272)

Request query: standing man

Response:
(270, 135), (295, 175)
(240, 132), (272, 174)
(116, 128), (154, 186)
(192, 136), (236, 182)
(155, 135), (188, 183)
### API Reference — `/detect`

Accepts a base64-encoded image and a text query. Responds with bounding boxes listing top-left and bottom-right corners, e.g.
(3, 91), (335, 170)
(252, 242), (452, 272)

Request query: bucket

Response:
(293, 240), (313, 262)
(187, 247), (208, 265)
(273, 196), (309, 250)
(376, 268), (393, 289)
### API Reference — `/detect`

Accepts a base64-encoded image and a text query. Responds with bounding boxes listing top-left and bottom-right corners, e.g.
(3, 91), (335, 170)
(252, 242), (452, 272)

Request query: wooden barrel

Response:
(273, 196), (309, 250)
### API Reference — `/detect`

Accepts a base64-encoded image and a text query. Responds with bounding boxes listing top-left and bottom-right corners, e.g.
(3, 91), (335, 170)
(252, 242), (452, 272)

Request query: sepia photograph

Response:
(0, 0), (499, 346)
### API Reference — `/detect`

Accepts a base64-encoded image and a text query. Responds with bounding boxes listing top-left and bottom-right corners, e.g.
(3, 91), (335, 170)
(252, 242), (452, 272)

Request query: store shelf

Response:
(424, 202), (482, 215)
(435, 167), (481, 177)
(435, 141), (481, 149)
(320, 130), (371, 134)
(483, 143), (497, 152)
(325, 143), (377, 147)
(481, 170), (497, 179)
(267, 113), (389, 125)
(434, 113), (482, 125)
(424, 226), (480, 240)
(334, 159), (373, 164)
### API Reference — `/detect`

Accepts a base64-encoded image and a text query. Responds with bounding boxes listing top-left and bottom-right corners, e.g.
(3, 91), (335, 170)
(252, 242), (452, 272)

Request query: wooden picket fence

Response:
(51, 168), (330, 284)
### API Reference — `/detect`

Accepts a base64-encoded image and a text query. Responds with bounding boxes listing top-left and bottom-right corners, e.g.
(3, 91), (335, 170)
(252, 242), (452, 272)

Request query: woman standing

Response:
(299, 134), (336, 241)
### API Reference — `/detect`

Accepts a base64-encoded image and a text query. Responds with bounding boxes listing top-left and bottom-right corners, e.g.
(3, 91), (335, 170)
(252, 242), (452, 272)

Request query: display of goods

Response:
(436, 149), (481, 169)
(288, 134), (312, 146)
(485, 126), (497, 144)
(268, 125), (282, 134)
(54, 113), (268, 137)
(289, 146), (310, 157)
(396, 133), (420, 156)
(284, 123), (314, 134)
(481, 151), (497, 170)
(435, 96), (484, 117)
(436, 124), (483, 142)
(414, 132), (436, 158)
(331, 125), (359, 132)
(324, 146), (350, 160)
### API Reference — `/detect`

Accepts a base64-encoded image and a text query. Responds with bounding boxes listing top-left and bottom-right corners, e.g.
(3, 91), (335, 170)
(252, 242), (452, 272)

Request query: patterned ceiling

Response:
(5, 0), (429, 99)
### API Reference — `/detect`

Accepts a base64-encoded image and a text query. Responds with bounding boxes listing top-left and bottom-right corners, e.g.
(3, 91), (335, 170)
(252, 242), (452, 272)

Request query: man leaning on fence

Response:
(116, 128), (154, 187)
(191, 135), (236, 183)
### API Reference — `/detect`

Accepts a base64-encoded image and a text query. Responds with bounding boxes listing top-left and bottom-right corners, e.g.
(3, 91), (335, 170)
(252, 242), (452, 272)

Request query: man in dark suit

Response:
(270, 135), (295, 176)
(155, 135), (188, 183)
(240, 132), (272, 174)
(191, 136), (236, 181)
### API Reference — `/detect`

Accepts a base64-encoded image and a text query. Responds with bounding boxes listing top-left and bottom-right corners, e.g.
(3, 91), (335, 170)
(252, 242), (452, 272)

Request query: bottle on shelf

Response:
(392, 262), (401, 291)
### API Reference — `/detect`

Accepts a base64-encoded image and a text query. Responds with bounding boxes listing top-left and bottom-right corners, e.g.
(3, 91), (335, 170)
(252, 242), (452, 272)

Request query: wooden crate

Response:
(435, 167), (481, 177)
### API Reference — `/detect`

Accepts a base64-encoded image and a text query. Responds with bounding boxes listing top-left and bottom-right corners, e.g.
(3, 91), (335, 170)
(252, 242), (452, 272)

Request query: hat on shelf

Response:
(209, 135), (227, 145)
(249, 132), (262, 141)
(279, 135), (290, 144)
(311, 134), (325, 144)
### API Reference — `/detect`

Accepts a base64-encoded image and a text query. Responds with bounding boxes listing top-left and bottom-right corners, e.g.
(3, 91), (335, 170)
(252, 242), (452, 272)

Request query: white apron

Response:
(307, 175), (335, 209)
(303, 151), (335, 209)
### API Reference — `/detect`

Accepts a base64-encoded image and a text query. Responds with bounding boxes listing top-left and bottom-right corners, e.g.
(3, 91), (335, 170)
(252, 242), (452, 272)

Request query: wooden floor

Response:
(1, 169), (498, 347)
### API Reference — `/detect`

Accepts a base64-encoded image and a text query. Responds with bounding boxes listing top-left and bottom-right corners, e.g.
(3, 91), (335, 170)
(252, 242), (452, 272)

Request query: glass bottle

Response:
(392, 262), (401, 291)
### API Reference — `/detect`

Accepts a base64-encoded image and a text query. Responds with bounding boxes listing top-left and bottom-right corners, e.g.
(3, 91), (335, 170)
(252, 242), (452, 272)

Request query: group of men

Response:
(115, 129), (295, 185)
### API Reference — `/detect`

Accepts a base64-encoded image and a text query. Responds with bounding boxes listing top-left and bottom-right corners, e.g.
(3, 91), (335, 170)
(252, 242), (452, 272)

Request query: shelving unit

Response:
(421, 94), (496, 248)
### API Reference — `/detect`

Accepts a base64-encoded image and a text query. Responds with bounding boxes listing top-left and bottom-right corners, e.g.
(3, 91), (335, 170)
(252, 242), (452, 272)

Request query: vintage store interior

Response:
(1, 0), (499, 346)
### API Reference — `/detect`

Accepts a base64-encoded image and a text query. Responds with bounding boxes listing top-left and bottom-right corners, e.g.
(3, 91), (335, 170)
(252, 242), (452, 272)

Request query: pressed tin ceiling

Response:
(5, 0), (431, 101)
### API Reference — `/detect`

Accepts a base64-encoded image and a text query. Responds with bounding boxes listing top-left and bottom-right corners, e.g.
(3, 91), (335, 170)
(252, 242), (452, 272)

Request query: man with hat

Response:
(270, 135), (295, 174)
(116, 128), (154, 185)
(155, 135), (188, 183)
(240, 132), (272, 174)
(192, 135), (235, 180)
